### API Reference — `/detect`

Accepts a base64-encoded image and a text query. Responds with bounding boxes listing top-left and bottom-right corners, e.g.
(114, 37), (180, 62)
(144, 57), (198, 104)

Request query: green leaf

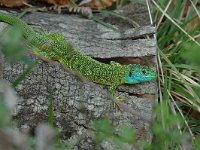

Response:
(0, 26), (27, 63)
(173, 84), (193, 100)
(93, 118), (113, 134)
(181, 41), (200, 66)
(0, 101), (10, 126)
(194, 135), (200, 149)
(93, 118), (113, 143)
(119, 126), (135, 143)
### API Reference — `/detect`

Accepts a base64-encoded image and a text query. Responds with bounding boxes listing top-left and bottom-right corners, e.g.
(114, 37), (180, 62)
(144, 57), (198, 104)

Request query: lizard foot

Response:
(113, 96), (125, 111)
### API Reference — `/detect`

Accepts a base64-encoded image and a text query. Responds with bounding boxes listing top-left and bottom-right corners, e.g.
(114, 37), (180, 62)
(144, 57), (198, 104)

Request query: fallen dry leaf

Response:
(44, 0), (116, 9)
(82, 0), (116, 9)
(0, 0), (27, 7)
(46, 0), (72, 5)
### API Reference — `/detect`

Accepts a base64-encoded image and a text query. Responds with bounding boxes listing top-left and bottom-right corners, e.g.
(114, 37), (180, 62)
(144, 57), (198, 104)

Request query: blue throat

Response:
(124, 72), (154, 84)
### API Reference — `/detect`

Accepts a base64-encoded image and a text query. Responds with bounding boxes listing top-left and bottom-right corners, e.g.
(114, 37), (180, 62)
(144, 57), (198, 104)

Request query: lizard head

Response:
(124, 64), (156, 84)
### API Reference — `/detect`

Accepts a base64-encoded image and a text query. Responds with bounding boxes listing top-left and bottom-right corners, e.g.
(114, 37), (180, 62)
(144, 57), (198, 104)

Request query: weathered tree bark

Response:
(1, 2), (157, 149)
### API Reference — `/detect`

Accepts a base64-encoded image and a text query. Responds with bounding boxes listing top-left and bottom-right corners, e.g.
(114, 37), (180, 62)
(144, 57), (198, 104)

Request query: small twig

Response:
(189, 0), (200, 19)
(156, 0), (173, 28)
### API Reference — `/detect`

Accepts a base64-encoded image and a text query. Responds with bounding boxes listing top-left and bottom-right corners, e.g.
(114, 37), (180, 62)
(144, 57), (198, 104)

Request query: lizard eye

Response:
(129, 71), (132, 77)
(142, 70), (147, 75)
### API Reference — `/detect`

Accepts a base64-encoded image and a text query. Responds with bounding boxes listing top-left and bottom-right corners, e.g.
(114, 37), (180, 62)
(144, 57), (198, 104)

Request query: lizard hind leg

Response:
(38, 31), (66, 43)
(46, 32), (66, 41)
(37, 32), (68, 60)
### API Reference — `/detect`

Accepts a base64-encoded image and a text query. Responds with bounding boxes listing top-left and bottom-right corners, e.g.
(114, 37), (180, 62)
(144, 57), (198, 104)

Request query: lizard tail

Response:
(0, 11), (51, 51)
(0, 12), (35, 38)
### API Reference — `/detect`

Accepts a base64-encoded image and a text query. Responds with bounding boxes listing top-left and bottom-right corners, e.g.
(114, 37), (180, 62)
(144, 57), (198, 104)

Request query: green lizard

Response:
(0, 12), (156, 98)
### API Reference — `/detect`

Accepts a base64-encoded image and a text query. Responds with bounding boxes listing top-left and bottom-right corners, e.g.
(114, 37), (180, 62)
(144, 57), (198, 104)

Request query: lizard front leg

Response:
(108, 84), (124, 109)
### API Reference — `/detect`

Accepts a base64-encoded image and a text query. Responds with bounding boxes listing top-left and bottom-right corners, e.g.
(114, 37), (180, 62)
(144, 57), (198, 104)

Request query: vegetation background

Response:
(0, 0), (199, 149)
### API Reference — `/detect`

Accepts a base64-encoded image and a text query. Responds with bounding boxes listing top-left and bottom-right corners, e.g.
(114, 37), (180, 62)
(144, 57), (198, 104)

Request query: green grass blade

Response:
(48, 90), (54, 127)
(12, 61), (38, 88)
(92, 17), (118, 32)
(94, 10), (127, 20)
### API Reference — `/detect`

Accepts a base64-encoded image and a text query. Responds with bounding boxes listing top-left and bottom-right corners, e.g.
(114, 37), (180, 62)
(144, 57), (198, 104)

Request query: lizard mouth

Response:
(148, 75), (157, 78)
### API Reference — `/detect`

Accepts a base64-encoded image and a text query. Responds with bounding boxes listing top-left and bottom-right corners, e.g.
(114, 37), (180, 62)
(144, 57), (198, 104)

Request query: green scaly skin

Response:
(0, 12), (156, 97)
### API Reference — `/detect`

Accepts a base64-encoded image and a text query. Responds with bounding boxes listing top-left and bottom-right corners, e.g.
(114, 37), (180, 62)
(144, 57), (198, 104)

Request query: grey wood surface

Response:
(1, 2), (157, 149)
